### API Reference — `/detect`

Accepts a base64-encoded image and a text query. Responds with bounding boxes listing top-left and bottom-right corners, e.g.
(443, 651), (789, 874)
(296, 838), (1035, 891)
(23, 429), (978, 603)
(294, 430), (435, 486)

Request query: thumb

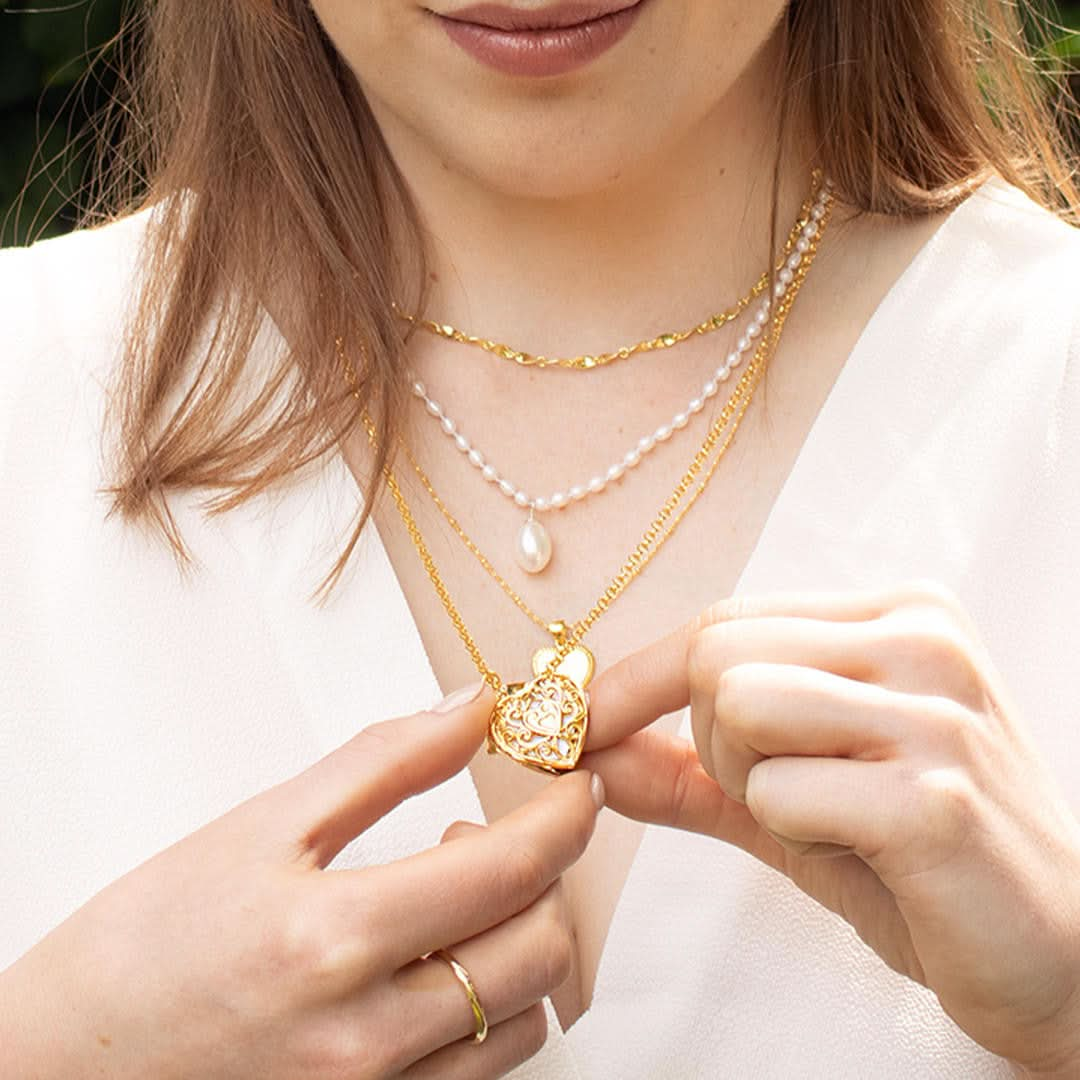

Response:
(273, 681), (496, 867)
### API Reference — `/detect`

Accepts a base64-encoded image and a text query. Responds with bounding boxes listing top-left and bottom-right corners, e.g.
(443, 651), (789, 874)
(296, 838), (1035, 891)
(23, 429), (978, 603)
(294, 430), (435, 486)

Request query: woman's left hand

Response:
(582, 580), (1080, 1077)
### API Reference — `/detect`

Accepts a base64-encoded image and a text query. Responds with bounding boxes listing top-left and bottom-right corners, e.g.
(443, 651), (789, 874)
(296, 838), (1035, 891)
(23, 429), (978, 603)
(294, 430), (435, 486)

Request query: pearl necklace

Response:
(411, 180), (833, 575)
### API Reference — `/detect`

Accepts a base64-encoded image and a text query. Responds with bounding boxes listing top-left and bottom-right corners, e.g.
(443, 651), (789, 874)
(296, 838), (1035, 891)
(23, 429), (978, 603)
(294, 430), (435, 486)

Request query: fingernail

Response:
(590, 772), (606, 810)
(432, 681), (485, 714)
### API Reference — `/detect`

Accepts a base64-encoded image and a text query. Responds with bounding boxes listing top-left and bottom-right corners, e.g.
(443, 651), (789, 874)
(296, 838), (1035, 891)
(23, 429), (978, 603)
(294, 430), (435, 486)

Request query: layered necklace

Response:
(339, 171), (833, 773)
(405, 186), (830, 574)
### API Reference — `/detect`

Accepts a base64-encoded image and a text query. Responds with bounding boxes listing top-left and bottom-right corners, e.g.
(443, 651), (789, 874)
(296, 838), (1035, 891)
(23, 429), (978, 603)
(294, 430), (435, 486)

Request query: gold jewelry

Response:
(356, 346), (763, 772)
(338, 177), (833, 774)
(392, 191), (816, 372)
(396, 344), (765, 773)
(425, 948), (489, 1045)
(402, 172), (828, 580)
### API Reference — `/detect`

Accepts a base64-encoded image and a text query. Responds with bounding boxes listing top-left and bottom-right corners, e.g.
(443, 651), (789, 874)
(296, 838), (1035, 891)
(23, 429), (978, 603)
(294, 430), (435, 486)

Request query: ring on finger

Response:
(424, 947), (489, 1044)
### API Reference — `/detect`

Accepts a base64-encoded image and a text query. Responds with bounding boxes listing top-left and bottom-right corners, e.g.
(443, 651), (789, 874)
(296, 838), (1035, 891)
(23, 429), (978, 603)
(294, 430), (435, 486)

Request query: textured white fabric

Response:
(2, 175), (1078, 1078)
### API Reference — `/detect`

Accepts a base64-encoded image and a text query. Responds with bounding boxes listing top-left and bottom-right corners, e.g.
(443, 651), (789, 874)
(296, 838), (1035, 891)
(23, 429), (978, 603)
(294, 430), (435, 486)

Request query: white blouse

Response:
(2, 174), (1079, 1078)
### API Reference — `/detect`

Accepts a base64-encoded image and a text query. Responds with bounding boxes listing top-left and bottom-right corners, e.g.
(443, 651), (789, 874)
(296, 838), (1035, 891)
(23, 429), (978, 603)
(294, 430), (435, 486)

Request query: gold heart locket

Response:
(487, 641), (595, 774)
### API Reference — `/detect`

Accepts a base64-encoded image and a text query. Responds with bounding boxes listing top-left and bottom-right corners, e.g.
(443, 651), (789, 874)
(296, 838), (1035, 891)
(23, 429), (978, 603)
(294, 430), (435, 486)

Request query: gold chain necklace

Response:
(392, 175), (820, 372)
(340, 181), (833, 773)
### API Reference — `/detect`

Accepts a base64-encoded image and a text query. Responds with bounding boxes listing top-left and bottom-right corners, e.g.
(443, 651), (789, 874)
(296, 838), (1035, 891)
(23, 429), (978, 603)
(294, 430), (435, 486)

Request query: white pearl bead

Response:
(638, 434), (656, 454)
(569, 485), (587, 502)
(655, 424), (673, 442)
(703, 379), (719, 399)
(672, 412), (689, 430)
(774, 281), (787, 297)
(796, 236), (811, 253)
(533, 497), (550, 513)
(802, 221), (818, 239)
(728, 349), (742, 367)
(468, 449), (484, 467)
(716, 365), (731, 381)
(747, 322), (762, 339)
(753, 306), (769, 326)
(588, 475), (607, 494)
(454, 433), (470, 452)
(737, 335), (750, 353)
(551, 491), (569, 509)
(624, 448), (642, 468)
(779, 267), (794, 285)
(439, 416), (455, 435)
(688, 397), (704, 414)
(513, 491), (530, 508)
(516, 519), (552, 574)
(812, 203), (826, 220)
(426, 399), (442, 417)
(412, 381), (425, 397)
(482, 464), (498, 482)
(787, 250), (803, 269)
(498, 479), (515, 497)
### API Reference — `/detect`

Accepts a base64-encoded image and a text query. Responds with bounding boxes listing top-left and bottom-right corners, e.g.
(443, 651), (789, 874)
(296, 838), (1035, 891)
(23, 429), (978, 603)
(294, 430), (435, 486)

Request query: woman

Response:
(2, 0), (1079, 1076)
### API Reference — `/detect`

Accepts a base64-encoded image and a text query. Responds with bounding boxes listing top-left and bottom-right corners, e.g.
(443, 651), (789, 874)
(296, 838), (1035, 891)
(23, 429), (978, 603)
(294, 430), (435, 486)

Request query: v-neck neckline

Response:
(345, 178), (991, 687)
(317, 174), (993, 1042)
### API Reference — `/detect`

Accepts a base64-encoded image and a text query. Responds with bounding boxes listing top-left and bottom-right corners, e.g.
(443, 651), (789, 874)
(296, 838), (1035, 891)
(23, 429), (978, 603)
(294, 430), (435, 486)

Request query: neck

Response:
(369, 29), (818, 354)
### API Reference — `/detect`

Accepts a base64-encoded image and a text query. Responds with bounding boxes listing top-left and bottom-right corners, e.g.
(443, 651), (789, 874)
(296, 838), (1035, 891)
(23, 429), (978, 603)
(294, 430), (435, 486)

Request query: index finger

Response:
(586, 588), (889, 750)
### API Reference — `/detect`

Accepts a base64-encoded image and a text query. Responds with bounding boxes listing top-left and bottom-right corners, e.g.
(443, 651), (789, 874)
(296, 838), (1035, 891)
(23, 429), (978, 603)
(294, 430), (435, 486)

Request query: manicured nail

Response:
(590, 772), (606, 810)
(432, 681), (485, 714)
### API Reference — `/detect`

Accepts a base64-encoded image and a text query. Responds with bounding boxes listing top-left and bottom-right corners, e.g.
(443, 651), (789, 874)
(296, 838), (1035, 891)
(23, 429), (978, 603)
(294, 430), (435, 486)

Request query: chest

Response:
(363, 309), (858, 1030)
(348, 209), (953, 1030)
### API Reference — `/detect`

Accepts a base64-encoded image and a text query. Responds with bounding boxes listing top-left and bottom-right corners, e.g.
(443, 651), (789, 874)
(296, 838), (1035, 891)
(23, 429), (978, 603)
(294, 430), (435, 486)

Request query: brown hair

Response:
(79, 0), (1079, 600)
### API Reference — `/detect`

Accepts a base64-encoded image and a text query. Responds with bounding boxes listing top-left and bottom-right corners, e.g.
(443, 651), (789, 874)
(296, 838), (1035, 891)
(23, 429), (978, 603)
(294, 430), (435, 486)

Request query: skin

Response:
(0, 686), (605, 1078)
(307, 0), (805, 347)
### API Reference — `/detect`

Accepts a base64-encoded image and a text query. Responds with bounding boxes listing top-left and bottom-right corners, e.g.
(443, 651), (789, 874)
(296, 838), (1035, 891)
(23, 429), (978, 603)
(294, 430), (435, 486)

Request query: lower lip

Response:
(436, 2), (645, 78)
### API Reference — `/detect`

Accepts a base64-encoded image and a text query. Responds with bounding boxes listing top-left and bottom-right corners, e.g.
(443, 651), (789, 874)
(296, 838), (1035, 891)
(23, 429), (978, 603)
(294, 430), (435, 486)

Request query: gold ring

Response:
(426, 947), (489, 1044)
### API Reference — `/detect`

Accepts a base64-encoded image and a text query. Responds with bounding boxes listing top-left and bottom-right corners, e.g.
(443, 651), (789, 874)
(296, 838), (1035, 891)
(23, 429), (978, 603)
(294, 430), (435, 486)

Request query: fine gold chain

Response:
(392, 172), (822, 371)
(341, 184), (832, 690)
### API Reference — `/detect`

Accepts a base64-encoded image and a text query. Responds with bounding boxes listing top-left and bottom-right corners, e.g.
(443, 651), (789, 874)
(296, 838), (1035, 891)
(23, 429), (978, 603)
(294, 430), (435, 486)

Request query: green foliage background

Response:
(1, 0), (1079, 246)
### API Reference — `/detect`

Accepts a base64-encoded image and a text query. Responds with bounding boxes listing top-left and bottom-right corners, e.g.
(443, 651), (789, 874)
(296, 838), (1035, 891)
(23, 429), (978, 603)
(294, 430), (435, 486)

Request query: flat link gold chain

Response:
(341, 175), (832, 689)
(393, 176), (820, 371)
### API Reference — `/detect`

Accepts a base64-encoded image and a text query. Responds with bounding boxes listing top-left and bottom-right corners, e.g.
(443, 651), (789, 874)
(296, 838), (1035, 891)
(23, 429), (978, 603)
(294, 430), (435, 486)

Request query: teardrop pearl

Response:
(516, 518), (553, 574)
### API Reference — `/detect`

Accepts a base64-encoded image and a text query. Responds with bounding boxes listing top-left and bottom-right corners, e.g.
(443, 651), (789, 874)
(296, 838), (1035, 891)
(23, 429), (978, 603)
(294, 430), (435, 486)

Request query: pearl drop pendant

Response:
(516, 516), (553, 574)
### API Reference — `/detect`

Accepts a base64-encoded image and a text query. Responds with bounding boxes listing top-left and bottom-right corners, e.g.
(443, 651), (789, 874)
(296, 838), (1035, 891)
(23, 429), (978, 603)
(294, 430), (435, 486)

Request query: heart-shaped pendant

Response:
(531, 642), (595, 691)
(487, 672), (589, 774)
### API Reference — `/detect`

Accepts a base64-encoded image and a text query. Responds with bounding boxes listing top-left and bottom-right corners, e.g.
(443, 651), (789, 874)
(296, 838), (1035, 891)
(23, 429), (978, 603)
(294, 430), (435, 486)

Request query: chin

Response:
(451, 129), (664, 201)
(344, 2), (786, 202)
(379, 78), (727, 202)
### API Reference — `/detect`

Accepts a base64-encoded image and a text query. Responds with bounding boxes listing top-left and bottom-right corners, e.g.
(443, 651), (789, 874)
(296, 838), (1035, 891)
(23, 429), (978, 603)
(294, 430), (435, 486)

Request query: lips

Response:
(432, 0), (647, 77)
(439, 1), (642, 32)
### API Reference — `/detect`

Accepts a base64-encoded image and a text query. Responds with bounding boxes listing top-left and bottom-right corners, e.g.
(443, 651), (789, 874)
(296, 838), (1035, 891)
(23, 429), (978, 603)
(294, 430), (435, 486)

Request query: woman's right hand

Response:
(0, 682), (603, 1079)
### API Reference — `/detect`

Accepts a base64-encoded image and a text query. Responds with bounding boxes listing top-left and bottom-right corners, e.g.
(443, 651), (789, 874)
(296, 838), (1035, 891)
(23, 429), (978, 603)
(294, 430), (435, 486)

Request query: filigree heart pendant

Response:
(487, 645), (594, 774)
